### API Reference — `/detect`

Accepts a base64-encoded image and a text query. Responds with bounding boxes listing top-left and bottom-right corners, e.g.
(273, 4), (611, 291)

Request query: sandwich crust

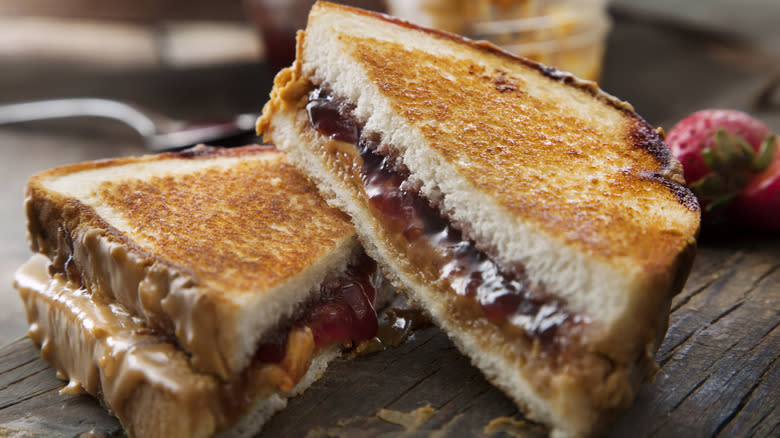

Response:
(258, 2), (700, 437)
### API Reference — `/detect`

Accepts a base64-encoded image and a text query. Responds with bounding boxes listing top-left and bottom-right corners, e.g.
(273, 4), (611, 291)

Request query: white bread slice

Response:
(258, 2), (700, 436)
(24, 145), (359, 379)
(15, 254), (339, 438)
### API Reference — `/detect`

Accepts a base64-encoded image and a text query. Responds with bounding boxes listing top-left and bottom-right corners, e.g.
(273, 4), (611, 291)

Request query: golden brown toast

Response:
(25, 145), (358, 379)
(258, 2), (700, 436)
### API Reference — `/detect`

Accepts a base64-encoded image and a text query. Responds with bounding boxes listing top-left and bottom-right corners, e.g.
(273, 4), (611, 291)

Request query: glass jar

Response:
(387, 0), (611, 81)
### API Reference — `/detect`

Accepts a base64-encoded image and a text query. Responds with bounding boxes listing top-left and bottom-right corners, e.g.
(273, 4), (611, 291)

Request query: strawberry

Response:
(666, 109), (779, 231)
(728, 152), (780, 231)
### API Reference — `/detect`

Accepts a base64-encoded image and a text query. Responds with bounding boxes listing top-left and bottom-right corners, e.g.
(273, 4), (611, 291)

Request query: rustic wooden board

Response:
(1, 234), (777, 437)
(0, 337), (123, 437)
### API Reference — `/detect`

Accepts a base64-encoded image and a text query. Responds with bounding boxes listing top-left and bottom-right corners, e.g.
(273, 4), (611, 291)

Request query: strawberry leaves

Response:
(688, 129), (776, 212)
(754, 134), (778, 171)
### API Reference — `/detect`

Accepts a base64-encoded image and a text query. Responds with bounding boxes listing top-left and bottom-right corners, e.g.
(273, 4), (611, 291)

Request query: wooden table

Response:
(1, 3), (779, 437)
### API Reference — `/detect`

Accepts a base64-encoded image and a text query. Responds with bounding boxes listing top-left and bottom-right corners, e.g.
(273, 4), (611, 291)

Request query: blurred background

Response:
(0, 0), (779, 347)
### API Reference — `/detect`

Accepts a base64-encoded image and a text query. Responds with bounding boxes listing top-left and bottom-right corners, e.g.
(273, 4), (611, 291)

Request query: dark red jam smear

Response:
(306, 87), (581, 346)
(253, 253), (379, 363)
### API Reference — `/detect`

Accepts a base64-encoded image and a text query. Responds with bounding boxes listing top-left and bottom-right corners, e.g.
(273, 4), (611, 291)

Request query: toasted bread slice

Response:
(258, 2), (700, 436)
(15, 254), (339, 438)
(25, 144), (359, 379)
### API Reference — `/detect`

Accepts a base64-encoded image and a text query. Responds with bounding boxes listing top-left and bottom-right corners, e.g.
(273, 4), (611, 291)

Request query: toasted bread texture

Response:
(25, 144), (358, 379)
(15, 254), (338, 438)
(258, 2), (700, 437)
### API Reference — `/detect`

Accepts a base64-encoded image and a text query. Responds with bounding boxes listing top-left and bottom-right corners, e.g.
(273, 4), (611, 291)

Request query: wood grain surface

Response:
(1, 3), (779, 438)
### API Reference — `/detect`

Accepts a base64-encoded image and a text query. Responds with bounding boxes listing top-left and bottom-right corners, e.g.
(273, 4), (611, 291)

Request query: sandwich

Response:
(16, 144), (388, 437)
(257, 2), (701, 437)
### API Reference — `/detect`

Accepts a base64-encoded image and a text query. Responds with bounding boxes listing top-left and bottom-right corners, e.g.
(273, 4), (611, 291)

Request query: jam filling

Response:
(306, 87), (582, 347)
(223, 252), (379, 419)
(253, 253), (379, 363)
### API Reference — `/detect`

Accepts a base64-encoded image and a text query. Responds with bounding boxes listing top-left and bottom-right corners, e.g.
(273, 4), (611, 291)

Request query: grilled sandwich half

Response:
(257, 2), (701, 436)
(18, 144), (387, 437)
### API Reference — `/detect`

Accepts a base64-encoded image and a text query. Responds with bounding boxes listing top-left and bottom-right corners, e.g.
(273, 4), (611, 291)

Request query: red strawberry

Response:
(728, 151), (780, 231)
(666, 109), (779, 231)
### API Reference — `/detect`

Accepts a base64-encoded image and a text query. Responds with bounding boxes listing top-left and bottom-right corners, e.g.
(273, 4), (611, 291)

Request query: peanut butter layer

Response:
(14, 255), (341, 438)
(15, 255), (222, 438)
